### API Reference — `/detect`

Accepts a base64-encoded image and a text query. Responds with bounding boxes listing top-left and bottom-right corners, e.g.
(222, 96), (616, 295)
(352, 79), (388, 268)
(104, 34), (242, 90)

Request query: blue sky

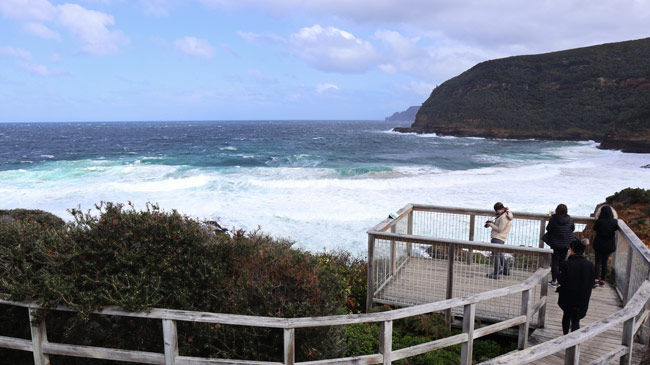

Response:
(1, 0), (650, 122)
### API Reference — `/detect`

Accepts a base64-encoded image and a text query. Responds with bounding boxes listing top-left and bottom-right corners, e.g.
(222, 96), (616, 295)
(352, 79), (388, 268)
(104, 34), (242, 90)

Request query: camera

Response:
(484, 220), (493, 228)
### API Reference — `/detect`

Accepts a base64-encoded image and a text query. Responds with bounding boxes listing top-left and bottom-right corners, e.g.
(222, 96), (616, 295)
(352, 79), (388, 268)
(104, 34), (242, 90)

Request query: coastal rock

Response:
(0, 209), (64, 227)
(397, 37), (650, 153)
(385, 106), (420, 122)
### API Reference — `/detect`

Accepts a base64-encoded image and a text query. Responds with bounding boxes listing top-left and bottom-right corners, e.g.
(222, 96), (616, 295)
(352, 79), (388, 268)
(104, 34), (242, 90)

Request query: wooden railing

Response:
(367, 203), (650, 364)
(0, 268), (549, 365)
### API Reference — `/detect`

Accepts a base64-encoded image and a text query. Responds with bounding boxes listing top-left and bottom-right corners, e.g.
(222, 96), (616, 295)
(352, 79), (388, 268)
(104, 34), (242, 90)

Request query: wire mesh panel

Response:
(373, 239), (450, 305)
(412, 211), (472, 241)
(450, 243), (542, 322)
(614, 232), (630, 298)
(627, 248), (650, 303)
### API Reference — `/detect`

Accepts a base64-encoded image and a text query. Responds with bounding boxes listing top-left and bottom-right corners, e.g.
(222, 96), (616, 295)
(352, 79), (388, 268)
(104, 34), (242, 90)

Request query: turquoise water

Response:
(1, 120), (648, 254)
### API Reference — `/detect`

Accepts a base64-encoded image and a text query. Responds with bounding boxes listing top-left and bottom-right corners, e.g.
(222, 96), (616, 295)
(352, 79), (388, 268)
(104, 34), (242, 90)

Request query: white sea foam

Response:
(1, 143), (648, 255)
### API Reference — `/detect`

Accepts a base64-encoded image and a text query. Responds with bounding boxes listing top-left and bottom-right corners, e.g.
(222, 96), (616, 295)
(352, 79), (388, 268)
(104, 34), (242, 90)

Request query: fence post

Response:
(162, 319), (178, 365)
(623, 244), (634, 305)
(538, 254), (550, 328)
(390, 225), (397, 276)
(518, 289), (530, 350)
(366, 233), (375, 313)
(29, 308), (49, 365)
(620, 316), (635, 365)
(467, 215), (475, 264)
(284, 328), (295, 365)
(407, 211), (413, 257)
(379, 320), (392, 365)
(538, 220), (546, 249)
(446, 243), (455, 327)
(565, 344), (580, 365)
(460, 303), (476, 365)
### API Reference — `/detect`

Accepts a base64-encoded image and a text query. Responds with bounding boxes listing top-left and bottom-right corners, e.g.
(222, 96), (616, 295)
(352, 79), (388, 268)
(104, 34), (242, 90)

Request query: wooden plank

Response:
(474, 316), (527, 338)
(391, 333), (467, 361)
(379, 321), (392, 365)
(296, 354), (382, 365)
(564, 344), (579, 365)
(0, 335), (32, 352)
(410, 204), (594, 224)
(284, 329), (295, 365)
(366, 233), (375, 313)
(586, 345), (628, 365)
(518, 290), (530, 350)
(29, 308), (49, 365)
(620, 317), (634, 365)
(460, 303), (476, 365)
(178, 356), (282, 365)
(163, 319), (178, 365)
(42, 342), (164, 364)
(368, 231), (553, 255)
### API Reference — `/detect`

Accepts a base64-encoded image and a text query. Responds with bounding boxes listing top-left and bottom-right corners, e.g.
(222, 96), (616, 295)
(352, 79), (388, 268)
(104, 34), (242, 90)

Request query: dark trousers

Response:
(562, 309), (581, 334)
(551, 247), (569, 282)
(595, 251), (611, 281)
(491, 238), (509, 275)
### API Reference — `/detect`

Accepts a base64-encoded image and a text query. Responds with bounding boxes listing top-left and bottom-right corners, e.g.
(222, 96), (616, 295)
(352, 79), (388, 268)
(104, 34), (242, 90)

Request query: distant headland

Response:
(394, 37), (650, 153)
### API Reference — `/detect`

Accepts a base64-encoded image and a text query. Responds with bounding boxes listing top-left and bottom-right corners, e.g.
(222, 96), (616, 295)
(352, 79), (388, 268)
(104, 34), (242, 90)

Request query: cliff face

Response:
(395, 38), (650, 152)
(385, 106), (420, 122)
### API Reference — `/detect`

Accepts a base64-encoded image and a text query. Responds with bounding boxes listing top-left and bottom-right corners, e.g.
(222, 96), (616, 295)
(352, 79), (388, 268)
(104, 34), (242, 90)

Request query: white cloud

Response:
(0, 46), (32, 61)
(16, 61), (66, 76)
(24, 22), (60, 40)
(57, 4), (129, 55)
(1, 1), (128, 55)
(174, 36), (215, 59)
(288, 25), (379, 73)
(0, 46), (65, 76)
(0, 0), (57, 21)
(316, 83), (339, 94)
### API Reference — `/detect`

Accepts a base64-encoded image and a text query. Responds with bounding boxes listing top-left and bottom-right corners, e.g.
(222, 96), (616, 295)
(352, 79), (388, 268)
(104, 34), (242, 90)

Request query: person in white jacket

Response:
(485, 202), (513, 279)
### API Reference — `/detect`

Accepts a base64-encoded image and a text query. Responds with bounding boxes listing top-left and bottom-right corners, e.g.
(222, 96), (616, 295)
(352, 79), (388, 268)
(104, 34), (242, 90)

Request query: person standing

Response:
(557, 238), (595, 334)
(592, 205), (619, 287)
(485, 202), (513, 279)
(545, 204), (575, 287)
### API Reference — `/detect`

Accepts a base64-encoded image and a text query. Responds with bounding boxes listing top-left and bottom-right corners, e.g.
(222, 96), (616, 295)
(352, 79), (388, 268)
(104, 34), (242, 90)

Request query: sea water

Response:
(1, 120), (648, 255)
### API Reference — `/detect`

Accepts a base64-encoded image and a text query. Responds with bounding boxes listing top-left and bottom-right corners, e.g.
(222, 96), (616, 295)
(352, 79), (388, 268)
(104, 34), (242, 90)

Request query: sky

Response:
(1, 0), (650, 122)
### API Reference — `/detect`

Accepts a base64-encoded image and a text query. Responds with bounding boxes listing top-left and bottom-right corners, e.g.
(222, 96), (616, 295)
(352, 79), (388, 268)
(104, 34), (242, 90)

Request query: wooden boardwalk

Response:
(375, 257), (648, 364)
(528, 282), (646, 364)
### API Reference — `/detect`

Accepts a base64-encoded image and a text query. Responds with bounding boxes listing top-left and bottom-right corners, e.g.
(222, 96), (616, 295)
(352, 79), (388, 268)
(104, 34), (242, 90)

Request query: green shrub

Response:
(0, 202), (352, 363)
(606, 188), (650, 205)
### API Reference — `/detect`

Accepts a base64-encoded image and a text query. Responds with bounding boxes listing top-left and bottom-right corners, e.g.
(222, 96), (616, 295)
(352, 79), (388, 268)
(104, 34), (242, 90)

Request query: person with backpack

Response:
(545, 204), (575, 287)
(592, 205), (619, 287)
(557, 238), (595, 334)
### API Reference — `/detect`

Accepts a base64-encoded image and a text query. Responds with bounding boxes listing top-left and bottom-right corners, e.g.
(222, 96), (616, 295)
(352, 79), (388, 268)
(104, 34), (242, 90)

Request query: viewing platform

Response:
(1, 203), (649, 364)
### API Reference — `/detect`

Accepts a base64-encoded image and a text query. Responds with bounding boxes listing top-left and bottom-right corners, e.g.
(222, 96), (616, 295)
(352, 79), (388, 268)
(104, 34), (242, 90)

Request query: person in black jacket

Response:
(546, 204), (575, 287)
(592, 205), (619, 287)
(557, 238), (595, 334)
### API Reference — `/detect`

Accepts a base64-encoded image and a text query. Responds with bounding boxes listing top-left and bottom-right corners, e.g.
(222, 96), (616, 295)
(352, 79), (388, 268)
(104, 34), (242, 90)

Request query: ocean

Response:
(1, 120), (648, 255)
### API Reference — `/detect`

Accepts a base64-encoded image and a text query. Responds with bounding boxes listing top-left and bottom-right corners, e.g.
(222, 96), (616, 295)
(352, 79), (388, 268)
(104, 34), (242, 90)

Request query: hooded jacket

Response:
(557, 254), (595, 318)
(546, 214), (575, 249)
(489, 210), (513, 241)
(593, 206), (619, 254)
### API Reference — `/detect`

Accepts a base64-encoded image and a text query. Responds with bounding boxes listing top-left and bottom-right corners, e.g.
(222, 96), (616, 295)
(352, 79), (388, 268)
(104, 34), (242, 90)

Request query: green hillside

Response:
(395, 37), (650, 152)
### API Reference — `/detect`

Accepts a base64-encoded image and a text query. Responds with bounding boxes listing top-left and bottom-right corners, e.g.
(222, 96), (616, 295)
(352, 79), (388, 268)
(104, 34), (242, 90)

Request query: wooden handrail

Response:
(479, 280), (650, 364)
(368, 231), (553, 254)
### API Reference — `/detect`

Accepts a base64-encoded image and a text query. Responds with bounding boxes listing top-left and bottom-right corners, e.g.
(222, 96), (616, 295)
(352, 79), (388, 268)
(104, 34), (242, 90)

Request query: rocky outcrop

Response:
(385, 106), (420, 122)
(395, 38), (650, 152)
(0, 209), (65, 228)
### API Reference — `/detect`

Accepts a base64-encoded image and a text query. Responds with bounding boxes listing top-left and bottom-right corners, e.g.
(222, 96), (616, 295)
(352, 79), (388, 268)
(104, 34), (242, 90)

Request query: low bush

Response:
(0, 202), (354, 363)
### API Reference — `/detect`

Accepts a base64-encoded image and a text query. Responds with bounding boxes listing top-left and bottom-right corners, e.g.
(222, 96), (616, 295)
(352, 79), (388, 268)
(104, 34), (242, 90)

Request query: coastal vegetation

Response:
(0, 202), (510, 364)
(395, 37), (650, 152)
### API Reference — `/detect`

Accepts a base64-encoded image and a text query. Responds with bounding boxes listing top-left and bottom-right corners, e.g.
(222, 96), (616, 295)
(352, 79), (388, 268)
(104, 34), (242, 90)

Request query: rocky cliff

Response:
(395, 38), (650, 152)
(385, 106), (420, 122)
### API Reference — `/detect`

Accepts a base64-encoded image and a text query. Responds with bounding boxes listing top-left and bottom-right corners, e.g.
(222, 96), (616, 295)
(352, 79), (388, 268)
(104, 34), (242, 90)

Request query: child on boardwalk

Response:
(557, 238), (595, 335)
